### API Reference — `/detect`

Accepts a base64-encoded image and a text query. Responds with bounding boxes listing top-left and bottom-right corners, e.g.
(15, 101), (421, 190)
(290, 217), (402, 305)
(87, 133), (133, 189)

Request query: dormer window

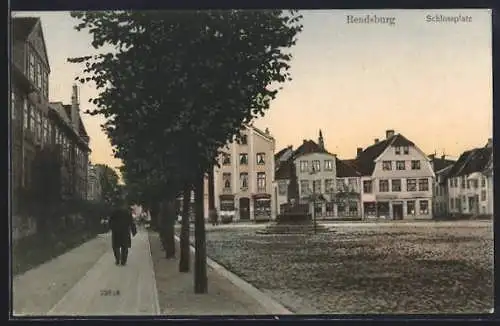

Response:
(403, 146), (409, 155)
(395, 146), (401, 155)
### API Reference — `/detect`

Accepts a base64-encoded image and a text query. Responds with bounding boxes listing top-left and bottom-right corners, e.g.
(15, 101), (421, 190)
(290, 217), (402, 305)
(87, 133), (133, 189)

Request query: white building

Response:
(208, 124), (276, 222)
(350, 129), (435, 220)
(429, 155), (456, 217)
(447, 139), (493, 216)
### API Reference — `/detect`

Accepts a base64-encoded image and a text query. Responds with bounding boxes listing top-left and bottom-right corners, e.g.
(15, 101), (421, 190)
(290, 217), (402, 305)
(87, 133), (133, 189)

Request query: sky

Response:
(12, 9), (492, 172)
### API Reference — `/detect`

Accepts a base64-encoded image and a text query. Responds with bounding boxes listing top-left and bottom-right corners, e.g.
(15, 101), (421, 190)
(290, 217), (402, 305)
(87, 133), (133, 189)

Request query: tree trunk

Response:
(163, 199), (176, 259)
(194, 173), (208, 293)
(208, 169), (218, 225)
(179, 184), (191, 272)
(150, 201), (160, 231)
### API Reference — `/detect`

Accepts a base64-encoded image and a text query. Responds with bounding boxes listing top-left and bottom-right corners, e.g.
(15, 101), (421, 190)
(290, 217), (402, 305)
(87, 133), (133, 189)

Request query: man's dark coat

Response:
(109, 208), (137, 248)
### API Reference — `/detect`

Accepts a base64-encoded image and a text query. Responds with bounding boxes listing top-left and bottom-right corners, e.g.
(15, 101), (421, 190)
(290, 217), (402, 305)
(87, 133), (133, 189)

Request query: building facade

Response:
(446, 140), (493, 216)
(210, 125), (276, 222)
(351, 130), (435, 220)
(429, 155), (456, 217)
(11, 17), (90, 239)
(87, 163), (102, 201)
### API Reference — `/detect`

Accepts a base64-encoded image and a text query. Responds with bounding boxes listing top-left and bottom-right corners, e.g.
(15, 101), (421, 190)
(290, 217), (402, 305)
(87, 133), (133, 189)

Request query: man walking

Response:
(109, 204), (137, 266)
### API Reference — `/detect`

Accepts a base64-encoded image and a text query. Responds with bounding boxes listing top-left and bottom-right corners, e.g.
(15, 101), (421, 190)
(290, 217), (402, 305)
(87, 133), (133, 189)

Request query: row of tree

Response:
(69, 10), (303, 293)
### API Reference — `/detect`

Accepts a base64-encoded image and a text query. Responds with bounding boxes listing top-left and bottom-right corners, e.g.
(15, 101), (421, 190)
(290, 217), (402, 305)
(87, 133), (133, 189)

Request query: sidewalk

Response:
(13, 232), (110, 316)
(148, 231), (290, 315)
(47, 228), (160, 316)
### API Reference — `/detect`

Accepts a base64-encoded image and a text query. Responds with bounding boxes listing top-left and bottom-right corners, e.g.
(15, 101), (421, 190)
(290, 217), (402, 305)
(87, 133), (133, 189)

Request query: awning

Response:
(252, 193), (271, 199)
(219, 194), (235, 200)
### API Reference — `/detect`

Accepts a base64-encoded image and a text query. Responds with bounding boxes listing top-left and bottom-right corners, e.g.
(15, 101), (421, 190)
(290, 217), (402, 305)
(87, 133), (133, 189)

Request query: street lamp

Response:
(309, 168), (320, 234)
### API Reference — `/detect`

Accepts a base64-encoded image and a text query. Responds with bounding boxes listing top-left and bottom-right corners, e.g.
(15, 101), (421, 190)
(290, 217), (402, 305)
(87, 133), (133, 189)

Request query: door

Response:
(393, 203), (403, 220)
(239, 197), (250, 220)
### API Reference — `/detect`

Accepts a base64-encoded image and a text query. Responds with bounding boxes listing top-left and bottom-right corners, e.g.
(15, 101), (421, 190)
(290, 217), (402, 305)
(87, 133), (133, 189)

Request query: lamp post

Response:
(309, 168), (319, 234)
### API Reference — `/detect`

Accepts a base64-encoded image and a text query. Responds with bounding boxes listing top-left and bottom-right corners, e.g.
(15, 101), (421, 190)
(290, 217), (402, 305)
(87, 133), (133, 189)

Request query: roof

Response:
(429, 155), (456, 172)
(446, 146), (492, 178)
(12, 17), (39, 41)
(63, 105), (89, 139)
(353, 133), (414, 175)
(336, 158), (361, 178)
(275, 160), (293, 180)
(275, 145), (293, 161)
(293, 139), (332, 159)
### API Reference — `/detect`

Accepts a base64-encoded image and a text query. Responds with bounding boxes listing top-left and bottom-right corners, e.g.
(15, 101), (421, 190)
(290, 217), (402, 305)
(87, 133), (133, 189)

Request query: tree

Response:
(95, 164), (120, 206)
(68, 10), (303, 293)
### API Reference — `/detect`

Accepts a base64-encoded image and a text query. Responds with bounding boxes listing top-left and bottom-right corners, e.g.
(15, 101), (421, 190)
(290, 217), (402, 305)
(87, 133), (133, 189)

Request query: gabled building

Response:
(429, 154), (456, 217)
(350, 129), (435, 220)
(209, 124), (276, 222)
(446, 139), (493, 216)
(335, 158), (362, 218)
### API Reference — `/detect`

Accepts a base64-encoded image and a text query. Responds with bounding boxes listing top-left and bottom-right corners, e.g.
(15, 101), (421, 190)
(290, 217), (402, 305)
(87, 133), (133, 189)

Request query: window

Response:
(257, 172), (266, 191)
(407, 200), (416, 215)
(337, 178), (345, 191)
(363, 180), (372, 193)
(481, 190), (486, 201)
(324, 160), (333, 171)
(403, 146), (409, 154)
(312, 160), (321, 173)
(392, 179), (401, 192)
(256, 153), (265, 165)
(326, 202), (334, 215)
(278, 181), (287, 195)
(313, 180), (321, 193)
(449, 179), (452, 188)
(300, 180), (310, 195)
(482, 177), (486, 187)
(325, 179), (334, 193)
(300, 160), (309, 172)
(461, 176), (466, 189)
(379, 179), (389, 192)
(396, 160), (405, 170)
(42, 71), (49, 98)
(411, 160), (420, 170)
(223, 173), (231, 190)
(407, 179), (417, 191)
(240, 135), (247, 145)
(349, 201), (358, 215)
(36, 62), (42, 89)
(395, 146), (401, 155)
(240, 172), (248, 190)
(11, 90), (16, 120)
(23, 101), (29, 129)
(29, 104), (36, 132)
(450, 198), (454, 209)
(472, 180), (478, 189)
(239, 153), (248, 165)
(28, 52), (35, 81)
(348, 178), (357, 191)
(419, 200), (429, 215)
(467, 180), (470, 189)
(418, 178), (429, 191)
(382, 161), (392, 171)
(222, 153), (231, 165)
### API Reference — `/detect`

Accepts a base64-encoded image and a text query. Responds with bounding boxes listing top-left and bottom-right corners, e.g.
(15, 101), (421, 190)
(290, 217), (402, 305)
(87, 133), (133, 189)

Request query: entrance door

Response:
(393, 203), (403, 220)
(239, 197), (250, 220)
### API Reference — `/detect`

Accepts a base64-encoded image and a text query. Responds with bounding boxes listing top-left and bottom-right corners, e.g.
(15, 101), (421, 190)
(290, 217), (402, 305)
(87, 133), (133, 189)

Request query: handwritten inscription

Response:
(100, 289), (120, 296)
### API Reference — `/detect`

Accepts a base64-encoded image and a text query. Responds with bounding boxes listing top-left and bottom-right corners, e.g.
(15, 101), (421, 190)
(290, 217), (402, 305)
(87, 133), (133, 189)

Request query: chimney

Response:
(429, 154), (435, 160)
(386, 129), (395, 139)
(374, 138), (379, 144)
(356, 147), (363, 156)
(486, 138), (493, 148)
(71, 84), (80, 132)
(441, 155), (445, 160)
(265, 128), (269, 134)
(303, 139), (307, 144)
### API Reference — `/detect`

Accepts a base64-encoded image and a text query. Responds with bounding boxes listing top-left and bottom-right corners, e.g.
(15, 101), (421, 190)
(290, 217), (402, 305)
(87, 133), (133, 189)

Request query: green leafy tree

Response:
(68, 10), (302, 293)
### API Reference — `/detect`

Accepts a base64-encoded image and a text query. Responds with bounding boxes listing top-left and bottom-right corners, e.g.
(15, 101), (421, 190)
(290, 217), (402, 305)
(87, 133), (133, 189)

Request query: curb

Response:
(145, 229), (162, 315)
(174, 235), (293, 315)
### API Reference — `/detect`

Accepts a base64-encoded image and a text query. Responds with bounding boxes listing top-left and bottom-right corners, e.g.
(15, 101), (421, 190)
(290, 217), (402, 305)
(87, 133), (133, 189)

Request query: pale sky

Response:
(12, 9), (492, 170)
